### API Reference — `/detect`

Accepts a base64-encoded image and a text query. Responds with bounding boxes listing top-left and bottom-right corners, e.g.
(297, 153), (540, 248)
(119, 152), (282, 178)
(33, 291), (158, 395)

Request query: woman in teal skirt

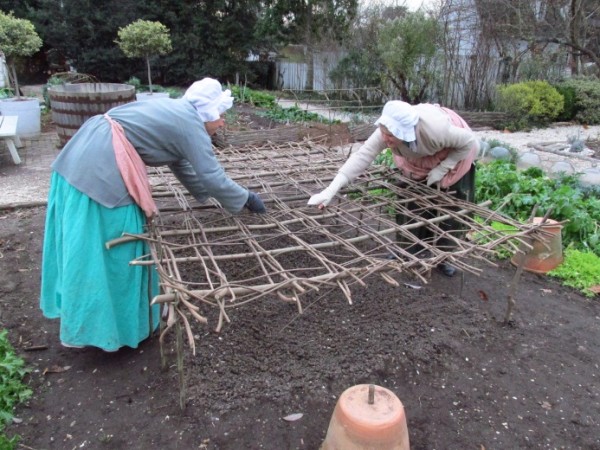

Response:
(40, 78), (266, 351)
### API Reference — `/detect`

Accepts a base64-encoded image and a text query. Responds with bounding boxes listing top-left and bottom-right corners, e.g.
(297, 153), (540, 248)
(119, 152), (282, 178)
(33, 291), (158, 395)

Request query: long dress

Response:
(40, 172), (159, 351)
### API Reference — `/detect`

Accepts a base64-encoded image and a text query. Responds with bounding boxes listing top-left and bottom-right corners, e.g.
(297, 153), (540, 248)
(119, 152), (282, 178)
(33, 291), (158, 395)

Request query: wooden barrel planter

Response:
(47, 83), (135, 146)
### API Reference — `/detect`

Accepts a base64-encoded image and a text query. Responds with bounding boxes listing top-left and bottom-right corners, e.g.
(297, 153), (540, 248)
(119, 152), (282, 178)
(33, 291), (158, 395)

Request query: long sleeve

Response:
(168, 158), (248, 214)
(338, 129), (388, 182)
(435, 125), (477, 171)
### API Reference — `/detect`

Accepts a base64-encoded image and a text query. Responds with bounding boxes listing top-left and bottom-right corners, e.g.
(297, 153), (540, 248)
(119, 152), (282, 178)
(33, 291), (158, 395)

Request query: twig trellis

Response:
(107, 139), (552, 355)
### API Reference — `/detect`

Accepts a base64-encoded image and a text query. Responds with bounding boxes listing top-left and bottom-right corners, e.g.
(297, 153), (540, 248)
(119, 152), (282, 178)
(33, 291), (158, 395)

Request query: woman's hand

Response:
(307, 173), (349, 209)
(426, 165), (448, 186)
(245, 191), (267, 213)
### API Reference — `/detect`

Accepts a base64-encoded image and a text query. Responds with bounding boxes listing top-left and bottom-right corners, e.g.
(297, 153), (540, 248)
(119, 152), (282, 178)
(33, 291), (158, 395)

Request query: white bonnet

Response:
(183, 77), (234, 122)
(374, 100), (419, 142)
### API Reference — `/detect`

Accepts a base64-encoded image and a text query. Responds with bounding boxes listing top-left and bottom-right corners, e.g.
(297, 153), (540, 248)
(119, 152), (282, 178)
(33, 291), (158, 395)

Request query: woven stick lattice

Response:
(107, 139), (550, 354)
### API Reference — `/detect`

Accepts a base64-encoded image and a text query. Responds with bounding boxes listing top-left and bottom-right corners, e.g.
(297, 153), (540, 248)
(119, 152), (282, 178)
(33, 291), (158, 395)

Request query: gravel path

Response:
(475, 124), (600, 173)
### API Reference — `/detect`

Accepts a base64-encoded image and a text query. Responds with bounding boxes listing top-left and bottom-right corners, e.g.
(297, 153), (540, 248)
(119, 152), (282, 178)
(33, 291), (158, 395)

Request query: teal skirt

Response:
(40, 172), (159, 351)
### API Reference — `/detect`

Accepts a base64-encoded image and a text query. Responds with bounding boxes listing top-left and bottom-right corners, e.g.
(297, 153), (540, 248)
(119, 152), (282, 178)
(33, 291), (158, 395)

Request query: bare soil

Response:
(1, 108), (600, 449)
(2, 207), (600, 450)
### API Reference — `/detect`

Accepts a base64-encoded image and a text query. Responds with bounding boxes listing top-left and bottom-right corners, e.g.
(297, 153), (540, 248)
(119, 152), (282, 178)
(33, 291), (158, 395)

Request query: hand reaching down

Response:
(245, 191), (267, 213)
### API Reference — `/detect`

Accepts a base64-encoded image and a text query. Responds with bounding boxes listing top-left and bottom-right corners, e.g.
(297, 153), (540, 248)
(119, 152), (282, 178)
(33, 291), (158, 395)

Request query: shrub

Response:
(554, 84), (578, 121)
(496, 80), (564, 130)
(555, 77), (600, 125)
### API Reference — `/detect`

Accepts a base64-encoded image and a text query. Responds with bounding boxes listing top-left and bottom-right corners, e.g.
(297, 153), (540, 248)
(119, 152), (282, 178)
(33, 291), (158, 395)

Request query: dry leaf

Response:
(588, 285), (600, 295)
(541, 401), (552, 410)
(478, 290), (489, 301)
(282, 413), (303, 422)
(403, 283), (422, 290)
(540, 288), (552, 295)
(43, 365), (72, 375)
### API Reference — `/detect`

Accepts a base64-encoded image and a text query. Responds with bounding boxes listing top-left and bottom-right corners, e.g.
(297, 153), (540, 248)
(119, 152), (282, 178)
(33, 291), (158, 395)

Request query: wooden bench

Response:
(0, 115), (23, 164)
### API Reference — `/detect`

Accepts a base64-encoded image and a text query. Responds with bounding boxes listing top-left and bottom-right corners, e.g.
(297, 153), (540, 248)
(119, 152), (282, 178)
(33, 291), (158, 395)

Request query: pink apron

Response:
(392, 106), (477, 189)
(104, 114), (158, 218)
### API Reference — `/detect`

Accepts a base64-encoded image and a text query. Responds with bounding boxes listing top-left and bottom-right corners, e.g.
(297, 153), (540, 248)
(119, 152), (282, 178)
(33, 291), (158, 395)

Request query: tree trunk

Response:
(146, 57), (153, 94)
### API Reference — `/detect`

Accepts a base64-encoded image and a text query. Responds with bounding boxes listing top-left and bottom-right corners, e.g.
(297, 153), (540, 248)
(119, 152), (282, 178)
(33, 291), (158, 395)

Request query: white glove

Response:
(307, 173), (349, 207)
(426, 165), (449, 186)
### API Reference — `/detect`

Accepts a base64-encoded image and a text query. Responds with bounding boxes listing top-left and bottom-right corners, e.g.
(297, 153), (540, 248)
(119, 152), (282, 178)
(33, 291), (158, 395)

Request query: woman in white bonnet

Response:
(41, 77), (266, 352)
(308, 100), (478, 277)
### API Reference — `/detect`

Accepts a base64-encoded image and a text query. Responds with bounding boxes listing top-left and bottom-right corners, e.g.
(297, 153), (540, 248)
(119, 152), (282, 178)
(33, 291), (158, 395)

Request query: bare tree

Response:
(474, 0), (599, 77)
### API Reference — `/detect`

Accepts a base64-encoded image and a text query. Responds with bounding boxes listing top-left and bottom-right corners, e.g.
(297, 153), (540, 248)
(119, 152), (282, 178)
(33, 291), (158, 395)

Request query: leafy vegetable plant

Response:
(476, 160), (600, 255)
(0, 330), (32, 448)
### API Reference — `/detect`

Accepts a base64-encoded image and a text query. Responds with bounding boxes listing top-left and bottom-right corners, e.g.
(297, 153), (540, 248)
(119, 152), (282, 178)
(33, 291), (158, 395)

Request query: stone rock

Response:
(490, 146), (511, 160)
(579, 167), (600, 187)
(549, 161), (575, 178)
(516, 152), (541, 170)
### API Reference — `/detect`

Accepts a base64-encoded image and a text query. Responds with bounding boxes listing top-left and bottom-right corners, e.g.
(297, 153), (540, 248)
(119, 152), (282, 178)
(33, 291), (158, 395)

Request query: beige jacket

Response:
(338, 104), (477, 186)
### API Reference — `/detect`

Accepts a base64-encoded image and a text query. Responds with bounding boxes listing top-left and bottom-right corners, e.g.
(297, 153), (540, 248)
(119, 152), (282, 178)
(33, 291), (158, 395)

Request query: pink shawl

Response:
(104, 114), (157, 218)
(392, 106), (477, 188)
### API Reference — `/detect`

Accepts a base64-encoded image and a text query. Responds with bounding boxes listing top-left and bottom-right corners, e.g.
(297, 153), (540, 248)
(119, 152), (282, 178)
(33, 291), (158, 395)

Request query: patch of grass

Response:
(548, 248), (600, 297)
(0, 330), (32, 449)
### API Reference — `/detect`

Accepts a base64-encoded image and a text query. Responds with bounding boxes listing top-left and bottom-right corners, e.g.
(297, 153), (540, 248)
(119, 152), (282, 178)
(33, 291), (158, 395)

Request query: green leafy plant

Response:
(116, 20), (173, 94)
(554, 83), (578, 122)
(0, 88), (14, 99)
(0, 11), (43, 100)
(229, 85), (276, 108)
(374, 148), (394, 168)
(259, 105), (340, 124)
(476, 160), (600, 255)
(548, 248), (600, 297)
(0, 329), (32, 448)
(469, 218), (519, 258)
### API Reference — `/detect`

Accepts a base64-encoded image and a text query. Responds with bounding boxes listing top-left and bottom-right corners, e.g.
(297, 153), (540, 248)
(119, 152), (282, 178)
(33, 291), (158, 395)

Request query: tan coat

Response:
(339, 104), (478, 188)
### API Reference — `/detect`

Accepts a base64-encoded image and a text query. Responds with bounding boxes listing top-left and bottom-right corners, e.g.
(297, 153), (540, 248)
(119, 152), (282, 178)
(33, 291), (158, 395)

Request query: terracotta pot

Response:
(511, 217), (563, 274)
(321, 384), (409, 450)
